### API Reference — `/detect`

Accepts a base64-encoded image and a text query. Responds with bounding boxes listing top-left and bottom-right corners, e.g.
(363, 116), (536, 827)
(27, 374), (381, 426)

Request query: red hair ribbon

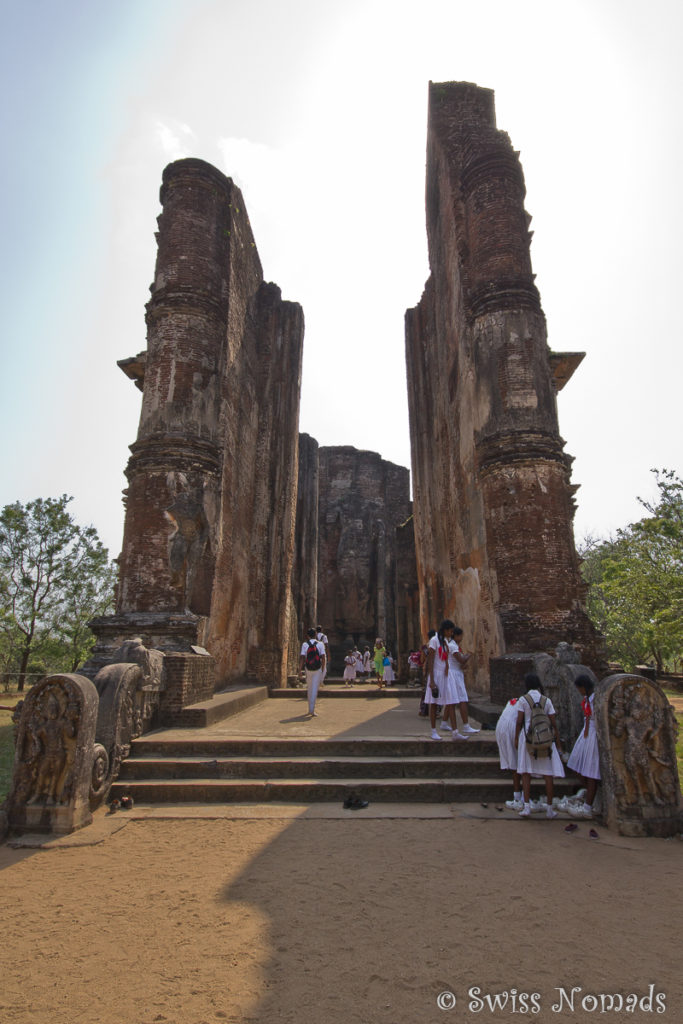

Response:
(582, 696), (592, 718)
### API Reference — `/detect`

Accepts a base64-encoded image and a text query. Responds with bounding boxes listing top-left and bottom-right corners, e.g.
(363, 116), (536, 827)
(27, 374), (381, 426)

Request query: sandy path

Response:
(0, 808), (680, 1024)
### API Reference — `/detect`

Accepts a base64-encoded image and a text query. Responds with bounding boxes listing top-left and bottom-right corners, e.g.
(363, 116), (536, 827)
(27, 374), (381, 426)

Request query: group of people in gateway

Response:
(298, 617), (601, 820)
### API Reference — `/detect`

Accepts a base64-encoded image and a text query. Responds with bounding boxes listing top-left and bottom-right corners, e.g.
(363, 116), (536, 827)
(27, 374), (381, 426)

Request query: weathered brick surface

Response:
(406, 82), (601, 689)
(293, 433), (320, 635)
(109, 158), (303, 689)
(158, 652), (216, 726)
(313, 446), (418, 672)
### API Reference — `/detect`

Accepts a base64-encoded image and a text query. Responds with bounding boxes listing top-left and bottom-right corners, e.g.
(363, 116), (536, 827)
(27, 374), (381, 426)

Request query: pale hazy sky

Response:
(1, 0), (681, 557)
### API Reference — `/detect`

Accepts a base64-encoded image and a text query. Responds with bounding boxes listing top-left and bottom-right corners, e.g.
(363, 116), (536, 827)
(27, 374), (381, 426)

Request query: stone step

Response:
(118, 754), (504, 781)
(170, 685), (269, 727)
(271, 686), (422, 698)
(129, 736), (500, 758)
(110, 776), (569, 804)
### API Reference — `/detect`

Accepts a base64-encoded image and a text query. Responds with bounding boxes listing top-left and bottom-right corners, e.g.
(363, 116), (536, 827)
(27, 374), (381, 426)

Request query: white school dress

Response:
(444, 641), (468, 704)
(383, 658), (395, 683)
(424, 634), (449, 704)
(343, 656), (357, 681)
(495, 697), (521, 770)
(515, 690), (565, 778)
(567, 693), (601, 780)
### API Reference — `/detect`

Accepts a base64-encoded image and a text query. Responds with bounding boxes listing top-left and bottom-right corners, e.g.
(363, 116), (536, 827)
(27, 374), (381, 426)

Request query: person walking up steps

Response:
(300, 628), (326, 717)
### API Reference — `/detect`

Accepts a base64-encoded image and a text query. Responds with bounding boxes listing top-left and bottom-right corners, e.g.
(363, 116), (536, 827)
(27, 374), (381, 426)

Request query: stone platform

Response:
(112, 694), (574, 806)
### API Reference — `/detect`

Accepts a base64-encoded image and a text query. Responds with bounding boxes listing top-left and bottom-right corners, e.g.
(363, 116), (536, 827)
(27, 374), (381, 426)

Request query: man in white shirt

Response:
(300, 628), (327, 716)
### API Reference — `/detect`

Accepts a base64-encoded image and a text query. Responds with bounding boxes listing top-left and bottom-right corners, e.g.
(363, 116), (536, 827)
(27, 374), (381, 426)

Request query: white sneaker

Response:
(519, 805), (531, 817)
(505, 799), (524, 811)
(569, 804), (592, 819)
(546, 808), (558, 819)
(430, 730), (443, 740)
(453, 730), (469, 740)
(439, 721), (453, 731)
(462, 723), (480, 734)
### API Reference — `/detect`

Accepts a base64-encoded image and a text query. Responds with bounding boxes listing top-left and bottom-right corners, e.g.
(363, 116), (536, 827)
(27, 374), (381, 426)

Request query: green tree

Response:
(0, 495), (116, 689)
(580, 469), (683, 671)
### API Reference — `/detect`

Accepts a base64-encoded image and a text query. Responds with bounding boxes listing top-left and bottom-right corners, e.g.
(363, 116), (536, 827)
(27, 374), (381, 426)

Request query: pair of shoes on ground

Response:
(439, 722), (480, 735)
(565, 822), (599, 839)
(519, 805), (557, 819)
(343, 794), (369, 810)
(430, 729), (469, 740)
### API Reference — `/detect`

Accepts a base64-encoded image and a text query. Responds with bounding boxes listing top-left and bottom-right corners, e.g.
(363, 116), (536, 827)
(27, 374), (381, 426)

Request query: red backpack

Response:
(305, 641), (322, 671)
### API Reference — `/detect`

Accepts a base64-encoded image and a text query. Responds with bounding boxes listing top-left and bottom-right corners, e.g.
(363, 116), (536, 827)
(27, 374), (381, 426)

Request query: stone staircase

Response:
(109, 685), (575, 805)
(111, 733), (573, 805)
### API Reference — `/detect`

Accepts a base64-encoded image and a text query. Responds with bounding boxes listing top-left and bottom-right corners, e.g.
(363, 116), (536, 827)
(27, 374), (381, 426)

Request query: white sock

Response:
(513, 791), (522, 802)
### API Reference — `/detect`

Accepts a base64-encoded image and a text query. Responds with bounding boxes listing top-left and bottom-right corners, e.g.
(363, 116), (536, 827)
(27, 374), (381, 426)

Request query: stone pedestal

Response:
(489, 654), (536, 705)
(7, 674), (99, 835)
(158, 651), (216, 726)
(595, 674), (682, 837)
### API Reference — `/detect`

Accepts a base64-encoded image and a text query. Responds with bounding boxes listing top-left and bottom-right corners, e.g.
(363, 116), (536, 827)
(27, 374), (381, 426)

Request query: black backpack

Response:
(305, 640), (322, 671)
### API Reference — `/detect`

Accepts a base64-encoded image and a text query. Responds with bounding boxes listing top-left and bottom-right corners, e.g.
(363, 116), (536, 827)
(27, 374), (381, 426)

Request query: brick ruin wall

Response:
(112, 158), (303, 689)
(405, 82), (601, 690)
(292, 445), (420, 675)
(317, 446), (417, 673)
(292, 433), (320, 637)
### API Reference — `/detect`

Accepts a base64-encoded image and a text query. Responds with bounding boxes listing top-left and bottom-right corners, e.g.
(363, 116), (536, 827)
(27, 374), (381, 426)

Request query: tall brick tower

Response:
(405, 82), (601, 692)
(92, 158), (304, 699)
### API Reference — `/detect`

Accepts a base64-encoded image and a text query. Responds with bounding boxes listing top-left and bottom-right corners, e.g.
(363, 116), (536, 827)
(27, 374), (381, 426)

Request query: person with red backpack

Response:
(299, 627), (327, 717)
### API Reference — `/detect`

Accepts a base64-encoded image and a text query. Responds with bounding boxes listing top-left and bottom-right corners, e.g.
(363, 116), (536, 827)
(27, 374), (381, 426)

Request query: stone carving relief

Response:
(18, 686), (78, 806)
(165, 473), (211, 613)
(533, 643), (595, 752)
(335, 513), (373, 631)
(595, 674), (681, 837)
(90, 638), (164, 809)
(608, 681), (678, 809)
(8, 673), (99, 835)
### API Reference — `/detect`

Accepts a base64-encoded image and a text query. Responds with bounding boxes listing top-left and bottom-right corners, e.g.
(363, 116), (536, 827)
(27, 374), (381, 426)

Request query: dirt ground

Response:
(0, 805), (680, 1024)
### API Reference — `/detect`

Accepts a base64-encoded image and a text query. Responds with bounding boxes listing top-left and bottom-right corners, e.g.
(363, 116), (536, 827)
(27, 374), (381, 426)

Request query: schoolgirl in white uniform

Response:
(495, 696), (523, 808)
(424, 623), (450, 739)
(343, 651), (357, 687)
(441, 625), (479, 738)
(567, 675), (600, 819)
(515, 673), (565, 818)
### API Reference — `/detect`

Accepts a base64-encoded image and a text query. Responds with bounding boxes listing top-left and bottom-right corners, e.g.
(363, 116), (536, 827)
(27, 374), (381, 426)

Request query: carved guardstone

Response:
(89, 639), (165, 809)
(7, 674), (99, 835)
(595, 674), (682, 837)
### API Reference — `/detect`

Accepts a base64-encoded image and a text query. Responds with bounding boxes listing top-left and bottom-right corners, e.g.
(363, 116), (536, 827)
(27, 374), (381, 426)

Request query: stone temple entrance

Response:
(6, 82), (680, 839)
(89, 80), (601, 715)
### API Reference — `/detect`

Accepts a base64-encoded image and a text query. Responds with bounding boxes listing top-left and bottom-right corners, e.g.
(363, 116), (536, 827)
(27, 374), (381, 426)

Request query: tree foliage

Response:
(0, 495), (116, 689)
(580, 469), (683, 672)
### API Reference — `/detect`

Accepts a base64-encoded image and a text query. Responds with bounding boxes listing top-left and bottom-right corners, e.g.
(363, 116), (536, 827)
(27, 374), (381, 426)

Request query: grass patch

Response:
(0, 690), (24, 803)
(663, 690), (683, 789)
